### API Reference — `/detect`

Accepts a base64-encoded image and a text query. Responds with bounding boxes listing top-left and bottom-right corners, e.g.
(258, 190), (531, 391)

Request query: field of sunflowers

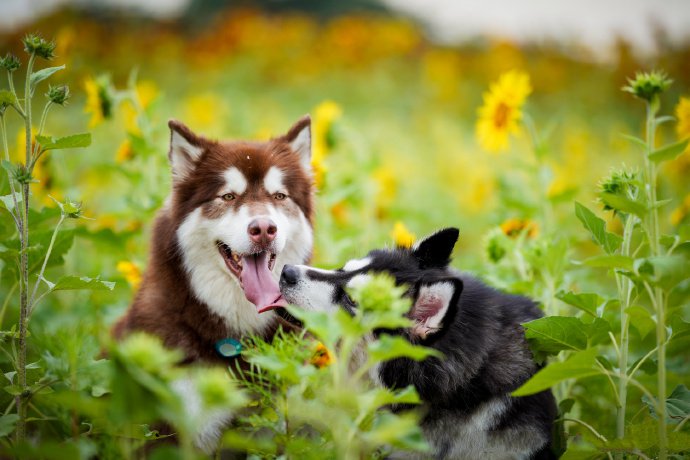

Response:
(0, 4), (689, 459)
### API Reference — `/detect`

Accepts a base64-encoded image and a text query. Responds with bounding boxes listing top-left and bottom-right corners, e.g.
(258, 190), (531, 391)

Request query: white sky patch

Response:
(263, 166), (285, 195)
(224, 167), (248, 195)
(383, 0), (690, 58)
(2, 0), (688, 58)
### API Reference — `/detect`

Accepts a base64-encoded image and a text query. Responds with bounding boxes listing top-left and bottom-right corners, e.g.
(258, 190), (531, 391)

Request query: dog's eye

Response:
(273, 192), (287, 201)
(220, 193), (236, 201)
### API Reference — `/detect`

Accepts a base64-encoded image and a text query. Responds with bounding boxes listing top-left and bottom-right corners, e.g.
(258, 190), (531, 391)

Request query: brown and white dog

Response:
(112, 116), (314, 450)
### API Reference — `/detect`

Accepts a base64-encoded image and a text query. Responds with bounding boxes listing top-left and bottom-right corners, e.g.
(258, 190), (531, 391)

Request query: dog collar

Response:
(215, 338), (242, 358)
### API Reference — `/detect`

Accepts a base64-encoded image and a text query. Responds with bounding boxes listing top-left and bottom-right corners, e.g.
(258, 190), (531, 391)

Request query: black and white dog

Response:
(276, 228), (557, 459)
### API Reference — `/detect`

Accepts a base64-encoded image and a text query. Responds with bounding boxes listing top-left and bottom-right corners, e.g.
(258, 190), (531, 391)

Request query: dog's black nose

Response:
(281, 264), (299, 285)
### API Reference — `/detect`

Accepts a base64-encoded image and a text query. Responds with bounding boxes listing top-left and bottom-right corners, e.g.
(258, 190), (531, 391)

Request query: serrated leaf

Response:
(29, 65), (65, 90)
(599, 192), (647, 217)
(36, 133), (91, 151)
(574, 202), (622, 254)
(642, 384), (690, 423)
(0, 414), (19, 437)
(523, 316), (589, 354)
(649, 138), (689, 163)
(367, 335), (442, 363)
(50, 275), (115, 292)
(512, 348), (599, 397)
(556, 291), (604, 317)
(579, 254), (633, 271)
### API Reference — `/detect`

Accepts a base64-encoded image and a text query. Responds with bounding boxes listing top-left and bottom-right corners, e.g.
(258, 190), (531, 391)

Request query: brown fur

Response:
(112, 118), (313, 364)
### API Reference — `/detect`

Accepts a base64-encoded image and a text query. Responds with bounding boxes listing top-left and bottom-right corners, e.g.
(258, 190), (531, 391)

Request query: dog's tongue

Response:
(241, 252), (287, 313)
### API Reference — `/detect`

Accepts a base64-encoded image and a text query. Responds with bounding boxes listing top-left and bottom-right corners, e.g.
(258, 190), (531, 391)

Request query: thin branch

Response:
(563, 417), (609, 444)
(628, 346), (658, 381)
(29, 213), (65, 309)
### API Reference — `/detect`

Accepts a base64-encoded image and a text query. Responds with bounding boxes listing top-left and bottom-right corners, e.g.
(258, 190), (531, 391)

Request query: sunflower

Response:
(310, 342), (334, 368)
(83, 75), (114, 128)
(117, 260), (142, 290)
(676, 97), (690, 152)
(115, 139), (134, 163)
(500, 217), (538, 239)
(476, 70), (532, 153)
(311, 100), (342, 188)
(391, 221), (416, 248)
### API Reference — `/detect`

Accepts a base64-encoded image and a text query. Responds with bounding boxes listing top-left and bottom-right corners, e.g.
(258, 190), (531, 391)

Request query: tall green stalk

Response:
(644, 100), (668, 459)
(615, 214), (635, 454)
(15, 51), (35, 443)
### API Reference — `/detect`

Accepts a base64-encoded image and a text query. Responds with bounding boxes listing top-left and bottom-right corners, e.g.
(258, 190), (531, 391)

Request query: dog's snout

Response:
(248, 218), (277, 245)
(281, 264), (299, 285)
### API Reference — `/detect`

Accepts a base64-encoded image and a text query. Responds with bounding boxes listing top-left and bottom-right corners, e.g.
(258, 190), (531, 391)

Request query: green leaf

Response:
(36, 133), (91, 152)
(0, 90), (18, 106)
(0, 192), (22, 212)
(649, 138), (689, 163)
(367, 335), (442, 364)
(4, 384), (23, 396)
(625, 305), (655, 340)
(286, 306), (344, 345)
(556, 291), (605, 317)
(512, 348), (599, 397)
(50, 275), (115, 292)
(0, 414), (19, 437)
(29, 65), (65, 90)
(619, 133), (647, 150)
(523, 316), (589, 354)
(574, 202), (622, 254)
(599, 192), (647, 218)
(634, 255), (690, 291)
(642, 384), (690, 423)
(27, 229), (74, 273)
(579, 254), (633, 271)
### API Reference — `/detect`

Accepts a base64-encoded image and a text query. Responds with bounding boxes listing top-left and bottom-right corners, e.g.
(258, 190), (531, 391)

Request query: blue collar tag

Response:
(215, 338), (242, 358)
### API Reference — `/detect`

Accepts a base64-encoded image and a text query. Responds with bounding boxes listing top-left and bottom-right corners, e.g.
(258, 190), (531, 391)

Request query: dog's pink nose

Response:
(248, 218), (277, 246)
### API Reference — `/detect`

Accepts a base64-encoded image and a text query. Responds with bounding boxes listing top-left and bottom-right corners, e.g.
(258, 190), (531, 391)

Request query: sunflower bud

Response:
(598, 169), (640, 215)
(622, 70), (672, 108)
(47, 85), (70, 105)
(484, 227), (508, 263)
(22, 34), (56, 60)
(13, 164), (35, 185)
(62, 198), (83, 218)
(0, 53), (20, 72)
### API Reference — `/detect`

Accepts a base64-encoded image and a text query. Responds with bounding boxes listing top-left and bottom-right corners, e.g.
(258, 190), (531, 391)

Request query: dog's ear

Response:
(410, 278), (462, 339)
(283, 115), (311, 171)
(168, 119), (206, 181)
(412, 228), (459, 268)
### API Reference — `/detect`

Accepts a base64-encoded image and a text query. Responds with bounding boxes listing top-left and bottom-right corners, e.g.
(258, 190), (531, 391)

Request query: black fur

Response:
(283, 228), (559, 459)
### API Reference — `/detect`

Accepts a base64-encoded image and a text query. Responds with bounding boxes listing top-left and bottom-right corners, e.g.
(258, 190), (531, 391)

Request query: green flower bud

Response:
(117, 333), (182, 376)
(195, 368), (247, 410)
(622, 70), (672, 103)
(46, 84), (70, 105)
(22, 33), (56, 60)
(62, 198), (82, 218)
(13, 164), (35, 185)
(484, 227), (508, 263)
(598, 169), (641, 215)
(0, 53), (20, 72)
